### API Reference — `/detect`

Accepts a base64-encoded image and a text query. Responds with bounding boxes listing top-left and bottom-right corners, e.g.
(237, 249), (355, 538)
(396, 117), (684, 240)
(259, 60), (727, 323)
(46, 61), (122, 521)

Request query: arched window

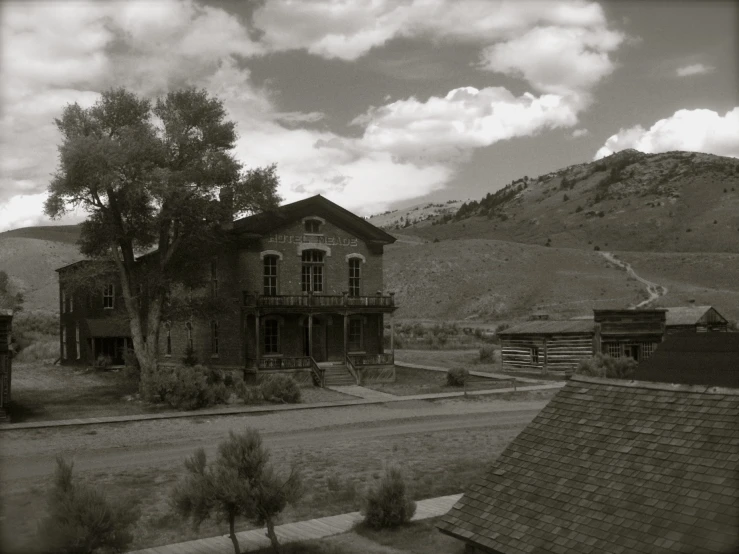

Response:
(348, 258), (361, 297)
(301, 250), (324, 293)
(263, 255), (278, 296)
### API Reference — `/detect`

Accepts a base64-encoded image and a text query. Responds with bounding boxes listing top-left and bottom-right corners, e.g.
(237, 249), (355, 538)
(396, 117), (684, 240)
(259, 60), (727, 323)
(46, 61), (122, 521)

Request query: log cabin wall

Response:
(501, 333), (594, 371)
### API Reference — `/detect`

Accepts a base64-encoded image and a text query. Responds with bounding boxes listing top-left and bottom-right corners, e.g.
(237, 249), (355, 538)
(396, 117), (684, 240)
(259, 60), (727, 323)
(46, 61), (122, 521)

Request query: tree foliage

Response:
(45, 87), (280, 375)
(37, 457), (140, 553)
(0, 270), (24, 313)
(171, 429), (302, 554)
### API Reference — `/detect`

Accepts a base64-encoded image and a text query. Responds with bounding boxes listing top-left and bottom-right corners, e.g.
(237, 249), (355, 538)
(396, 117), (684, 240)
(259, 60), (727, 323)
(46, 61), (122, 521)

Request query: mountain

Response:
(402, 150), (739, 253)
(367, 199), (464, 230)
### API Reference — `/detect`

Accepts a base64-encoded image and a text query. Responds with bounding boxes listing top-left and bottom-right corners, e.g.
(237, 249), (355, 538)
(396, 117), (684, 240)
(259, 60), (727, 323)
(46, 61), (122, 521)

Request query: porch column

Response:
(390, 313), (395, 360)
(343, 312), (348, 357)
(543, 338), (548, 374)
(255, 312), (260, 371)
(308, 314), (313, 359)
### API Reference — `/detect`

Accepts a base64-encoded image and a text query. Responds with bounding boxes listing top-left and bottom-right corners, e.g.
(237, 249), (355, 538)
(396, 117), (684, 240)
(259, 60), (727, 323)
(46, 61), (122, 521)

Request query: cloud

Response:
(594, 108), (739, 159)
(676, 63), (715, 77)
(353, 86), (579, 163)
(572, 128), (590, 138)
(253, 0), (612, 60)
(478, 25), (623, 97)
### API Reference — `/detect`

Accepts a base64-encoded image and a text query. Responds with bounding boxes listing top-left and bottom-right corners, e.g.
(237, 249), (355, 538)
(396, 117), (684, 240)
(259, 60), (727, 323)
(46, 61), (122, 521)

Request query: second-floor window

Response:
(301, 250), (324, 293)
(348, 258), (361, 297)
(304, 219), (322, 233)
(103, 284), (114, 309)
(263, 256), (278, 296)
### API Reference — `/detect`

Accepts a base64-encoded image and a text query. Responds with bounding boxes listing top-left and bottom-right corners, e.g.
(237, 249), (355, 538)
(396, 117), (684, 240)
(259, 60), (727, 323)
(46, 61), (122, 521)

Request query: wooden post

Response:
(390, 313), (395, 362)
(343, 312), (348, 357)
(255, 312), (260, 371)
(308, 313), (313, 359)
(543, 338), (548, 374)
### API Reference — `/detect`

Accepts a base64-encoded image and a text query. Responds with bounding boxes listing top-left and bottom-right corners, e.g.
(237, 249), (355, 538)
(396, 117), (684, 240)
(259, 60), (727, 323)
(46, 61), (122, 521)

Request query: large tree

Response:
(46, 88), (280, 376)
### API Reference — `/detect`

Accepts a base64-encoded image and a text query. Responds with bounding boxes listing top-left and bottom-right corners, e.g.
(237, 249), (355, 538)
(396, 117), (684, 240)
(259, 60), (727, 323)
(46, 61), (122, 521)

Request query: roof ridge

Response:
(570, 375), (739, 395)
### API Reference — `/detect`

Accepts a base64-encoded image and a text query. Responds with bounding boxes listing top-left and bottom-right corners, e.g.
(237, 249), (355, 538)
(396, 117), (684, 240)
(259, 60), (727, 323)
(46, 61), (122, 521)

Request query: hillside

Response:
(367, 200), (463, 229)
(385, 238), (739, 323)
(404, 150), (739, 253)
(0, 237), (83, 313)
(0, 224), (82, 244)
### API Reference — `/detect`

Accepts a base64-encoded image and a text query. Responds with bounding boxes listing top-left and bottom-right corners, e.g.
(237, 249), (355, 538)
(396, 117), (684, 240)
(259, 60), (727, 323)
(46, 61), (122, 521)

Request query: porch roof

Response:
(87, 318), (131, 338)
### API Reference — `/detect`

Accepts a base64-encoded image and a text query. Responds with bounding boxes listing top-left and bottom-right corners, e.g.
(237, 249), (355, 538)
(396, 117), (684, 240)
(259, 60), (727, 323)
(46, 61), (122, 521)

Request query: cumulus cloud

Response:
(676, 63), (715, 77)
(354, 87), (578, 162)
(594, 108), (739, 159)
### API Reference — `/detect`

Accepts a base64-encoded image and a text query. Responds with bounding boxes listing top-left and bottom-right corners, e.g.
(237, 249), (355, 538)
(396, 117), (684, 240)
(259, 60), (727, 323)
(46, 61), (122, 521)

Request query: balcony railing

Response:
(349, 353), (394, 366)
(247, 356), (312, 370)
(243, 292), (395, 309)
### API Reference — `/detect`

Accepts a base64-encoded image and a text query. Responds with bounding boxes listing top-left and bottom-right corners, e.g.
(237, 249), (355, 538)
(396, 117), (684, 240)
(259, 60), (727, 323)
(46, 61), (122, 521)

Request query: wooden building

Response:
(0, 309), (12, 422)
(438, 375), (739, 554)
(56, 195), (398, 386)
(498, 320), (594, 372)
(665, 305), (729, 333)
(593, 308), (666, 362)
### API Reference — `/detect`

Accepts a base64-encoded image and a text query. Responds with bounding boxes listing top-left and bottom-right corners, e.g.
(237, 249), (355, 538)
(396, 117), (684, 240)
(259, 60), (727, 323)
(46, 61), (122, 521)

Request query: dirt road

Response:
(600, 251), (668, 307)
(1, 397), (546, 484)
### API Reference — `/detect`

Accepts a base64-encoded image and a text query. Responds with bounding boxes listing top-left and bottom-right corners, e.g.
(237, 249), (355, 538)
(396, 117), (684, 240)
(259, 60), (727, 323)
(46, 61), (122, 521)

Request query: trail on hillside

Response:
(600, 252), (667, 308)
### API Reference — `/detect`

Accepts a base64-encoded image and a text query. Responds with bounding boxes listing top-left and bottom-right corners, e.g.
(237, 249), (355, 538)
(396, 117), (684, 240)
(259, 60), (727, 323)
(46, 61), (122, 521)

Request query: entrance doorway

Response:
(624, 344), (641, 361)
(303, 318), (327, 361)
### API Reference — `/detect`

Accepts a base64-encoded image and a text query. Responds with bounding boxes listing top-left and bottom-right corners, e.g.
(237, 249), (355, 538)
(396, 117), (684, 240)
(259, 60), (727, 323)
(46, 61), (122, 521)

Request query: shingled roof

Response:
(437, 376), (739, 554)
(665, 305), (726, 327)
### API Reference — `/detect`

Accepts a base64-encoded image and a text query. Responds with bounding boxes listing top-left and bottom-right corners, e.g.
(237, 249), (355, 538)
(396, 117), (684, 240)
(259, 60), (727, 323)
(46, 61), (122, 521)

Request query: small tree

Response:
(362, 466), (416, 529)
(37, 457), (140, 553)
(171, 429), (302, 554)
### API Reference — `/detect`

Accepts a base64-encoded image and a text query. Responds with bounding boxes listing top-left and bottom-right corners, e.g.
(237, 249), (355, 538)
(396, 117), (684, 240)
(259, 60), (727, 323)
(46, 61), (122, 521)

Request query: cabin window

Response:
(103, 284), (114, 309)
(165, 322), (172, 356)
(75, 323), (80, 360)
(605, 343), (621, 358)
(301, 250), (324, 293)
(62, 325), (67, 360)
(186, 321), (193, 351)
(348, 258), (361, 297)
(642, 343), (655, 359)
(304, 219), (322, 234)
(264, 319), (279, 354)
(531, 347), (539, 364)
(210, 259), (218, 297)
(211, 320), (219, 356)
(263, 255), (278, 296)
(348, 318), (362, 351)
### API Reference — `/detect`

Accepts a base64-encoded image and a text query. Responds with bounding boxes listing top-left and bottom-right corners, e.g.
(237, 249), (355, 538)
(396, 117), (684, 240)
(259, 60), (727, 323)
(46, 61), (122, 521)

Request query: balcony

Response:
(243, 292), (396, 312)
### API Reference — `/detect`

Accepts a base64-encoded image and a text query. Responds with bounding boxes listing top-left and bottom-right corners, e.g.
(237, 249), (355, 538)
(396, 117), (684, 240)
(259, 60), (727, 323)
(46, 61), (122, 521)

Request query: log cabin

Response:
(0, 309), (11, 421)
(56, 195), (398, 386)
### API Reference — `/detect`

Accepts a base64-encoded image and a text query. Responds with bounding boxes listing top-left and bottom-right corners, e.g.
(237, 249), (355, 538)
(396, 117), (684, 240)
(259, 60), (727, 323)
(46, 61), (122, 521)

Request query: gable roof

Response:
(665, 305), (727, 326)
(498, 319), (595, 336)
(637, 332), (739, 387)
(232, 195), (396, 244)
(437, 376), (739, 554)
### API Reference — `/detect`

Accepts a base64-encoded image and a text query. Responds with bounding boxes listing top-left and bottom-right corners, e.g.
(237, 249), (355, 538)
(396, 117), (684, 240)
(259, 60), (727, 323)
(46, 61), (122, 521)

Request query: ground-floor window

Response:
(605, 342), (621, 358)
(211, 320), (219, 356)
(348, 318), (362, 351)
(75, 323), (80, 360)
(62, 325), (67, 360)
(264, 319), (279, 354)
(186, 322), (193, 351)
(641, 342), (655, 359)
(165, 322), (172, 356)
(531, 346), (539, 364)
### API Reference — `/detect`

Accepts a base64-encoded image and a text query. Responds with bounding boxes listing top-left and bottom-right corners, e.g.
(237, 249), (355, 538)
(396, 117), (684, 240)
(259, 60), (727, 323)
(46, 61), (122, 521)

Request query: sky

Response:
(1, 0), (738, 232)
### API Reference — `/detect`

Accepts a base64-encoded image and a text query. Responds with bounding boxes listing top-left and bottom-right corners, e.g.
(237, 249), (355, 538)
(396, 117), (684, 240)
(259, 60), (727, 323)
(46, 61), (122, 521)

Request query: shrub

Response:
(14, 339), (58, 363)
(576, 354), (637, 379)
(446, 367), (469, 386)
(94, 355), (112, 369)
(594, 245), (601, 251)
(260, 375), (301, 404)
(575, 205), (583, 213)
(479, 345), (496, 363)
(141, 365), (233, 410)
(361, 466), (416, 530)
(182, 345), (198, 366)
(37, 457), (140, 553)
(171, 429), (302, 554)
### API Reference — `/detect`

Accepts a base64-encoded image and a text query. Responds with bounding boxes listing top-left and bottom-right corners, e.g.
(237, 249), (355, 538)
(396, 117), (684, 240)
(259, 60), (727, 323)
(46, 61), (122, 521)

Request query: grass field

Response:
(2, 415), (527, 552)
(366, 366), (513, 396)
(7, 362), (353, 422)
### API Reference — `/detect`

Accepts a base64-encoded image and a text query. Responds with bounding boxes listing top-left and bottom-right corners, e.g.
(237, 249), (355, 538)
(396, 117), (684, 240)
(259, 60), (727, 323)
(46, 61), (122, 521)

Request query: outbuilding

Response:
(665, 305), (729, 333)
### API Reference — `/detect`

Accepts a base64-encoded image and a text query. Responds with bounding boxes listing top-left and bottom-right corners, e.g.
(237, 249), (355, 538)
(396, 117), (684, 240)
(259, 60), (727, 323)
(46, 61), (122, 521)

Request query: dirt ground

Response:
(0, 394), (554, 552)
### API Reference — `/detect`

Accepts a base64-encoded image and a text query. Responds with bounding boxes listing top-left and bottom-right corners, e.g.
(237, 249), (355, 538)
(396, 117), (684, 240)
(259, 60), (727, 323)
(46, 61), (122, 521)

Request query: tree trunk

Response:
(265, 518), (281, 554)
(229, 513), (240, 554)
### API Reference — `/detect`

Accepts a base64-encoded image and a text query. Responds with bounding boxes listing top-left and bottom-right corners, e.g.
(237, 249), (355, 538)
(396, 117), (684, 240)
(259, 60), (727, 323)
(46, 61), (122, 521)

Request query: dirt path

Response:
(600, 251), (668, 307)
(0, 398), (547, 484)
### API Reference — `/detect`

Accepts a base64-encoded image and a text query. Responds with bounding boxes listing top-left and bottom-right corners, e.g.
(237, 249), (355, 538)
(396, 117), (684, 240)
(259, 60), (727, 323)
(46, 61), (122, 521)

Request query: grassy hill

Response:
(367, 200), (463, 229)
(404, 150), (739, 253)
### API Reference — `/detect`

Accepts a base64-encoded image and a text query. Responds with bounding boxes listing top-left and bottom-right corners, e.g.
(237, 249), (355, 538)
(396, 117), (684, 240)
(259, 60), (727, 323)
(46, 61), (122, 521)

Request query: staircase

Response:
(319, 361), (357, 386)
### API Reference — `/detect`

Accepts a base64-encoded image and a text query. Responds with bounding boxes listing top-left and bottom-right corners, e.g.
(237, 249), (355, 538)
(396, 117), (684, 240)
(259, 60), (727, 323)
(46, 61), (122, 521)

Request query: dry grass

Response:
(7, 362), (355, 423)
(396, 348), (500, 372)
(1, 423), (521, 552)
(366, 366), (511, 396)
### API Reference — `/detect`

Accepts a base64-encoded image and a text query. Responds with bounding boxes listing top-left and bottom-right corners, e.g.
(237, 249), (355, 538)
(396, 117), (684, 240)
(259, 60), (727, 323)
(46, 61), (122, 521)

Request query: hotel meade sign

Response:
(267, 234), (359, 247)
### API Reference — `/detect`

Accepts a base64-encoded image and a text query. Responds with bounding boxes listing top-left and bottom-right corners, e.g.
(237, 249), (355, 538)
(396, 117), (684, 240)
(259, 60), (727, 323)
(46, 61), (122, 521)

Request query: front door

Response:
(312, 320), (327, 362)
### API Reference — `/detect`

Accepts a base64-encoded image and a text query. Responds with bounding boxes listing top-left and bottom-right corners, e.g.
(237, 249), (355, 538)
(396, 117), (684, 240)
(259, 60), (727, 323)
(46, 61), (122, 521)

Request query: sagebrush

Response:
(576, 354), (637, 379)
(362, 466), (416, 529)
(446, 367), (469, 387)
(260, 374), (301, 404)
